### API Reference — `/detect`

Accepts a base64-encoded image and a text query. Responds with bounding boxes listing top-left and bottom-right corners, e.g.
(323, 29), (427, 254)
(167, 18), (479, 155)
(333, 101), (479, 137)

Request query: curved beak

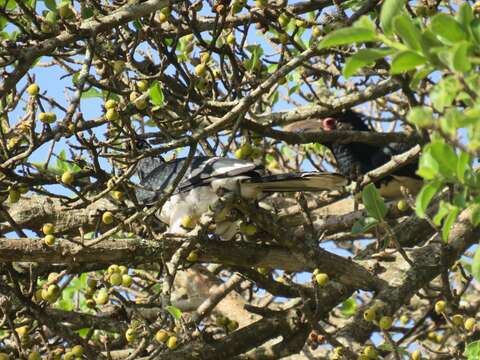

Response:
(283, 119), (323, 133)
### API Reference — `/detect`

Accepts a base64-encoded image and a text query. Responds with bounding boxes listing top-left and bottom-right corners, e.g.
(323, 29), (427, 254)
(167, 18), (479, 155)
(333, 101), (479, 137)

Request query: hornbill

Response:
(285, 110), (422, 199)
(135, 150), (347, 239)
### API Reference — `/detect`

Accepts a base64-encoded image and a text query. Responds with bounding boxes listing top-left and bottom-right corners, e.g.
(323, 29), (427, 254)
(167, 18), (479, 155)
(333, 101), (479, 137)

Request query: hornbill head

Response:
(284, 110), (368, 134)
(283, 110), (379, 180)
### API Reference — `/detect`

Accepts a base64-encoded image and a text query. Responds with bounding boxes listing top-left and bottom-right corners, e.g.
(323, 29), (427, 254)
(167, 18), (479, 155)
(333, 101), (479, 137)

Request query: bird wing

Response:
(135, 157), (264, 204)
(182, 157), (264, 191)
(136, 155), (350, 238)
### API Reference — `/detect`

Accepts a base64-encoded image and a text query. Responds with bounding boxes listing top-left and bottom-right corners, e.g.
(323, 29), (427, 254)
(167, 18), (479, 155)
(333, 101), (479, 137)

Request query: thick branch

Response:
(0, 195), (116, 235)
(243, 121), (419, 147)
(0, 237), (385, 291)
(254, 79), (401, 126)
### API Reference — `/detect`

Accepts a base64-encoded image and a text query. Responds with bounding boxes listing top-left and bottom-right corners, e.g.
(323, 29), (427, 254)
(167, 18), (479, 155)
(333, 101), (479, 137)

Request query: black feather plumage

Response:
(287, 110), (422, 198)
(328, 111), (420, 181)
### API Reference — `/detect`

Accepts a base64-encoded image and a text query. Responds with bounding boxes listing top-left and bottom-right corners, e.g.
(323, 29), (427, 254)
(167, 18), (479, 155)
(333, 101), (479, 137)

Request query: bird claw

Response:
(345, 181), (359, 195)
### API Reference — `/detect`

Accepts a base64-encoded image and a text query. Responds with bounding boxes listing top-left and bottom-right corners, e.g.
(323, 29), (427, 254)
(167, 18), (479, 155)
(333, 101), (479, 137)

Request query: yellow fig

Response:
(314, 273), (329, 287)
(42, 223), (55, 235)
(44, 234), (56, 246)
(61, 171), (74, 185)
(155, 329), (169, 343)
(102, 211), (114, 225)
(166, 335), (177, 349)
(27, 83), (39, 96)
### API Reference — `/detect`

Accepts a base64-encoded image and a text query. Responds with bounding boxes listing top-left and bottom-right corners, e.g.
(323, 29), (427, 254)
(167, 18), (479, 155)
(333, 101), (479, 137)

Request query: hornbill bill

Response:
(135, 149), (347, 239)
(285, 110), (422, 199)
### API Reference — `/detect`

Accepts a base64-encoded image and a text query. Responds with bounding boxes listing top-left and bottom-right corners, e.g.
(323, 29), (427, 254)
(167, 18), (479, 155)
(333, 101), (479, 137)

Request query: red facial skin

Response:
(322, 117), (336, 131)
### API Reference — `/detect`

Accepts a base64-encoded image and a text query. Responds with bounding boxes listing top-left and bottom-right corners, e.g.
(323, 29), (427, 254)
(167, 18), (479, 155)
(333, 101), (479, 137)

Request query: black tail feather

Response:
(247, 172), (347, 192)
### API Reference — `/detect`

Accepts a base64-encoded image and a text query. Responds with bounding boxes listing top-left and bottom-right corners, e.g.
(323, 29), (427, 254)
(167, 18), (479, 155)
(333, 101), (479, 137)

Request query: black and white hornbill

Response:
(285, 110), (422, 199)
(135, 152), (347, 239)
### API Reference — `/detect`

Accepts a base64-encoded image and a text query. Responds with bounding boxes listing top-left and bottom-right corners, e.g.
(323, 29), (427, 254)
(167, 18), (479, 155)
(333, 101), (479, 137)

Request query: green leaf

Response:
(429, 141), (457, 179)
(406, 106), (433, 127)
(288, 84), (300, 96)
(380, 0), (406, 36)
(105, 92), (120, 101)
(353, 15), (376, 33)
(340, 297), (357, 318)
(418, 29), (444, 61)
(457, 151), (471, 183)
(442, 206), (459, 241)
(81, 6), (94, 19)
(453, 190), (467, 208)
(430, 13), (467, 44)
(433, 201), (450, 226)
(390, 51), (427, 74)
(470, 204), (480, 226)
(165, 305), (183, 320)
(465, 340), (480, 360)
(149, 81), (164, 107)
(343, 48), (393, 79)
(267, 63), (278, 73)
(44, 0), (57, 11)
(83, 232), (95, 240)
(246, 44), (264, 71)
(393, 13), (422, 51)
(44, 10), (57, 24)
(56, 149), (69, 172)
(318, 27), (376, 48)
(57, 298), (73, 311)
(269, 90), (279, 106)
(457, 3), (474, 29)
(57, 286), (74, 311)
(76, 328), (90, 338)
(362, 184), (387, 221)
(81, 88), (102, 99)
(441, 108), (467, 135)
(72, 72), (79, 85)
(430, 76), (461, 112)
(294, 34), (307, 50)
(410, 66), (434, 90)
(415, 181), (441, 218)
(0, 0), (16, 9)
(472, 19), (480, 45)
(163, 37), (174, 47)
(31, 163), (64, 176)
(377, 343), (409, 356)
(351, 217), (379, 235)
(451, 41), (472, 73)
(0, 16), (7, 32)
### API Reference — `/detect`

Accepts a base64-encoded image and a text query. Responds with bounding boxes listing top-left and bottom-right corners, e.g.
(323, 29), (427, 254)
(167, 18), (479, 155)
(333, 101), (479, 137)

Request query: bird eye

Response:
(322, 118), (337, 130)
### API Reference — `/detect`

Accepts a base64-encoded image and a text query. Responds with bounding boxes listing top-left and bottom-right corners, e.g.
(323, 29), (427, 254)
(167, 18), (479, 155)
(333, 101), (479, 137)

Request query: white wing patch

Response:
(205, 158), (259, 177)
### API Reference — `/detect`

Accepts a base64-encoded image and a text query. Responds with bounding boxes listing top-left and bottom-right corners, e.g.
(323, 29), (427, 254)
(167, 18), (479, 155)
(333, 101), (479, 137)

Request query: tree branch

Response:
(0, 237), (385, 291)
